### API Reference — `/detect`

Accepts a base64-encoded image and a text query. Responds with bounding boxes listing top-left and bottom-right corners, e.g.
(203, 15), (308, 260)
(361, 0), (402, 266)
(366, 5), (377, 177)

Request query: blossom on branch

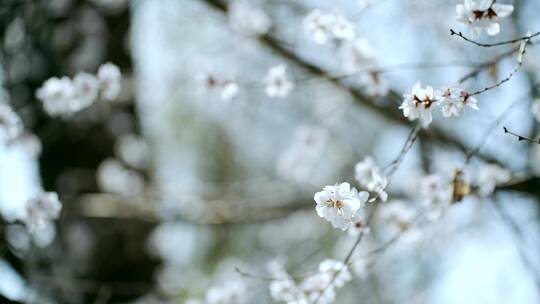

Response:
(265, 64), (294, 98)
(354, 156), (388, 201)
(314, 182), (368, 230)
(456, 0), (514, 36)
(439, 86), (478, 117)
(0, 103), (23, 144)
(400, 82), (435, 128)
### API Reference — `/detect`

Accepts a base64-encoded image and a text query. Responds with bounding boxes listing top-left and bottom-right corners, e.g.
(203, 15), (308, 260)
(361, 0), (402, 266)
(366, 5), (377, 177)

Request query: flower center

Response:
(326, 199), (344, 209)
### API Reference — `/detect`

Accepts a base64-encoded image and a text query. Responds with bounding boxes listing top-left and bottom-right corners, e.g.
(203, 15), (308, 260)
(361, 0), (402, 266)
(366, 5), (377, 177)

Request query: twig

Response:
(503, 126), (540, 144)
(450, 29), (540, 48)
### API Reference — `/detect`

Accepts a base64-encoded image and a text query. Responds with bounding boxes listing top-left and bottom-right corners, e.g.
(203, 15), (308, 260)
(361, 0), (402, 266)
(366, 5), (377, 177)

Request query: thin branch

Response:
(503, 126), (540, 144)
(450, 28), (540, 48)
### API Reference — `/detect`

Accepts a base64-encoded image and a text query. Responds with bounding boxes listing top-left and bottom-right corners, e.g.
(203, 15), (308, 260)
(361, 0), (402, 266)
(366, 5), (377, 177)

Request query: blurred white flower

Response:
(331, 15), (355, 41)
(228, 1), (271, 36)
(36, 76), (77, 116)
(475, 164), (511, 197)
(530, 99), (540, 123)
(314, 182), (368, 230)
(269, 279), (302, 303)
(265, 64), (294, 98)
(115, 133), (150, 169)
(96, 158), (144, 196)
(0, 103), (23, 144)
(456, 0), (514, 36)
(303, 10), (336, 44)
(400, 82), (435, 128)
(205, 279), (247, 304)
(439, 86), (478, 117)
(354, 156), (388, 201)
(21, 191), (62, 233)
(339, 38), (375, 73)
(318, 259), (352, 288)
(300, 272), (336, 304)
(220, 81), (239, 101)
(97, 62), (122, 101)
(304, 11), (356, 43)
(73, 72), (99, 110)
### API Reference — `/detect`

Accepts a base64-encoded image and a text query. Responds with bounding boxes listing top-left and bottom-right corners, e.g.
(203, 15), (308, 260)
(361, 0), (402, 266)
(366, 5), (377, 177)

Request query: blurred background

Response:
(0, 0), (539, 303)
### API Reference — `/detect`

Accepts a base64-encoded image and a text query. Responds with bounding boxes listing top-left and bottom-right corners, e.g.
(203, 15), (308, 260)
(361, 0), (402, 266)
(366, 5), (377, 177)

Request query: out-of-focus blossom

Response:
(314, 182), (368, 230)
(475, 163), (511, 197)
(21, 191), (62, 233)
(73, 72), (100, 110)
(96, 158), (144, 196)
(97, 62), (122, 101)
(228, 1), (271, 36)
(354, 156), (388, 201)
(198, 73), (240, 101)
(456, 0), (514, 36)
(205, 279), (247, 304)
(36, 76), (77, 116)
(331, 15), (355, 41)
(318, 259), (351, 288)
(303, 10), (336, 44)
(265, 64), (294, 98)
(115, 133), (150, 169)
(0, 103), (23, 144)
(439, 86), (478, 117)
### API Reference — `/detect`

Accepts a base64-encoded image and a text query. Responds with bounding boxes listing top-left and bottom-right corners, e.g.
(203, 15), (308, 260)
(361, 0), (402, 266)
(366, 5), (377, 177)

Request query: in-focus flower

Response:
(265, 64), (294, 98)
(314, 182), (368, 230)
(400, 82), (435, 128)
(456, 0), (514, 36)
(97, 62), (122, 101)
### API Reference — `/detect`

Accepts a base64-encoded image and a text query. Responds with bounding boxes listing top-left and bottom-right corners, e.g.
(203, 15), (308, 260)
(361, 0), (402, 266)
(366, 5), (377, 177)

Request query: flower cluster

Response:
(314, 182), (368, 231)
(36, 62), (122, 117)
(0, 103), (23, 144)
(400, 82), (478, 128)
(20, 191), (62, 233)
(304, 10), (388, 97)
(303, 10), (355, 44)
(456, 0), (514, 36)
(354, 156), (388, 202)
(265, 64), (294, 98)
(268, 259), (352, 304)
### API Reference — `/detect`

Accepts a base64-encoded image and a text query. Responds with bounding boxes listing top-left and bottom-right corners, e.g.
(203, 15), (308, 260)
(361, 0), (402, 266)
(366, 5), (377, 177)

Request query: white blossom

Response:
(228, 1), (271, 36)
(314, 182), (368, 230)
(36, 76), (77, 116)
(205, 279), (247, 304)
(300, 273), (336, 304)
(0, 103), (23, 144)
(475, 164), (511, 197)
(303, 10), (336, 44)
(115, 133), (150, 169)
(97, 158), (145, 196)
(73, 72), (99, 110)
(400, 82), (435, 128)
(331, 15), (355, 41)
(21, 191), (62, 233)
(354, 157), (388, 201)
(269, 279), (303, 303)
(220, 81), (239, 101)
(97, 62), (122, 101)
(456, 0), (514, 36)
(439, 86), (478, 117)
(265, 64), (294, 98)
(198, 73), (240, 101)
(318, 259), (352, 288)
